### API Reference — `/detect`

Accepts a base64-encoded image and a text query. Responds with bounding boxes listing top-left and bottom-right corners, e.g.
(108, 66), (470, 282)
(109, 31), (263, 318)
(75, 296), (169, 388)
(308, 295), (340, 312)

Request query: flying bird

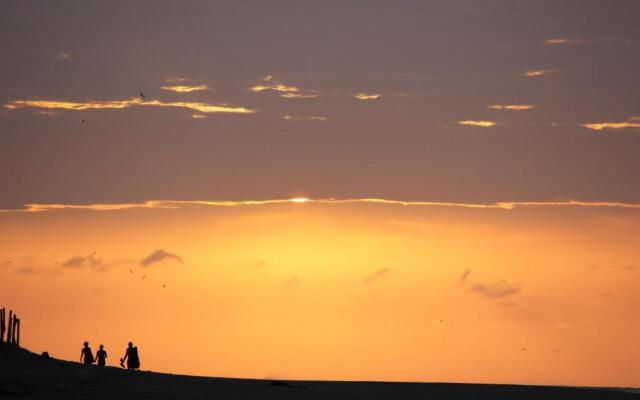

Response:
(139, 91), (146, 99)
(142, 275), (146, 280)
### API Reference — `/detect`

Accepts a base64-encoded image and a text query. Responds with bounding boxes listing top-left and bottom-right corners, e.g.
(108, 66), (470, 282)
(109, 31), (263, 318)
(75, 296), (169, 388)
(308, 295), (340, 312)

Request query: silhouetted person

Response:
(121, 341), (140, 370)
(96, 344), (107, 366)
(80, 341), (94, 365)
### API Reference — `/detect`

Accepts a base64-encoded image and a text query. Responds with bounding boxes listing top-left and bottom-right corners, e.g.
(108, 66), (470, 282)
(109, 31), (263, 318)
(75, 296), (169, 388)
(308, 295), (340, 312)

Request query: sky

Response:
(1, 0), (640, 387)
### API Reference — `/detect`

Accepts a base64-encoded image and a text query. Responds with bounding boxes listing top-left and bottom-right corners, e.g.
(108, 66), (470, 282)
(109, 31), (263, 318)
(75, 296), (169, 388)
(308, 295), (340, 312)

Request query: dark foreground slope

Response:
(1, 344), (638, 400)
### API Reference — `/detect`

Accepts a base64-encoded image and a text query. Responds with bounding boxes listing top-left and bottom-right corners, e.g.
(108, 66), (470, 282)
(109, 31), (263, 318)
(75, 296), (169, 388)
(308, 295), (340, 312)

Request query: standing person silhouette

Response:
(96, 344), (107, 366)
(120, 341), (140, 370)
(80, 341), (94, 365)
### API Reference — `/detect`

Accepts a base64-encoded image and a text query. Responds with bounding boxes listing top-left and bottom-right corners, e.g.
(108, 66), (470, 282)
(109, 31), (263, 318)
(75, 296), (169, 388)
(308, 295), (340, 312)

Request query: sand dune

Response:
(1, 344), (637, 399)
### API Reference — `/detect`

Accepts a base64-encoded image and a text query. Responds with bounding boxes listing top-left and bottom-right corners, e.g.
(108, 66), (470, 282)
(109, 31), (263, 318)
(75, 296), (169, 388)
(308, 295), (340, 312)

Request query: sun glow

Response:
(290, 197), (310, 203)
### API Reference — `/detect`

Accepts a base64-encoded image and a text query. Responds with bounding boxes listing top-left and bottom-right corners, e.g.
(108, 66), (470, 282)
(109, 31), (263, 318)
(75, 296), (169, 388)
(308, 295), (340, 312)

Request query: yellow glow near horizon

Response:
(2, 202), (640, 386)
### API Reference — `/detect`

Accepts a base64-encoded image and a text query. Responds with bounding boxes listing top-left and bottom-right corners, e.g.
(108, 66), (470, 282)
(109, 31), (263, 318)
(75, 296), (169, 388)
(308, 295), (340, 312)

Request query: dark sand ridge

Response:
(1, 344), (638, 399)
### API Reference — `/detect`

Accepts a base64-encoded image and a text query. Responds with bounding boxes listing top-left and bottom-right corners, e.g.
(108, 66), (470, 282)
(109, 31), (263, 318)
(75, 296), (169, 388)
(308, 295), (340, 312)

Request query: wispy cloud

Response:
(489, 105), (534, 111)
(280, 92), (319, 99)
(161, 85), (209, 93)
(164, 77), (189, 83)
(458, 120), (495, 127)
(250, 83), (299, 93)
(140, 249), (183, 268)
(546, 38), (570, 45)
(59, 52), (71, 59)
(468, 280), (522, 299)
(458, 269), (471, 285)
(353, 93), (382, 101)
(191, 114), (207, 119)
(524, 70), (553, 78)
(4, 198), (640, 213)
(285, 275), (299, 288)
(283, 114), (327, 122)
(4, 98), (255, 114)
(582, 117), (640, 131)
(364, 267), (391, 284)
(308, 116), (327, 122)
(250, 75), (320, 99)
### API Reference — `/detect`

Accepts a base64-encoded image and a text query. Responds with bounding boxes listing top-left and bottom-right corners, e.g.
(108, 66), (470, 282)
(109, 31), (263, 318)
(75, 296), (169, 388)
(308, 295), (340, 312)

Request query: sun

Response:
(290, 197), (310, 203)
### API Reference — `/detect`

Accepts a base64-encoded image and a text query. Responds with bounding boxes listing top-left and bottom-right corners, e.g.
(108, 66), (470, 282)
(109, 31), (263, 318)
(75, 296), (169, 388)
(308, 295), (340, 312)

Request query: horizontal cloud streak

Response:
(469, 280), (522, 299)
(458, 120), (495, 127)
(524, 70), (552, 77)
(353, 93), (381, 100)
(582, 118), (640, 131)
(489, 105), (534, 111)
(546, 38), (569, 44)
(161, 85), (209, 93)
(4, 198), (640, 213)
(4, 98), (255, 114)
(364, 267), (391, 284)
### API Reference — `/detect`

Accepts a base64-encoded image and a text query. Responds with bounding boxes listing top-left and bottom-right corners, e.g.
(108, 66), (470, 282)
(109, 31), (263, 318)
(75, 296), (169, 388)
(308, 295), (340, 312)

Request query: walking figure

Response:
(96, 344), (107, 366)
(120, 341), (140, 370)
(80, 341), (94, 365)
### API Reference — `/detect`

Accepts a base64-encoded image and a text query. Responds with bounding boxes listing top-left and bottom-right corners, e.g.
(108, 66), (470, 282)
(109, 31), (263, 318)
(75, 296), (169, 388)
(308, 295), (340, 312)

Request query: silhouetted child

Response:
(96, 344), (107, 366)
(120, 341), (140, 370)
(80, 341), (94, 365)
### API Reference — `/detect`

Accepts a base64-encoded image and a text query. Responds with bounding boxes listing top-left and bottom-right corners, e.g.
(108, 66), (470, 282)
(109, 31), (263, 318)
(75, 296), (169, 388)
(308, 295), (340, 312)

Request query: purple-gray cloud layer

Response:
(1, 1), (639, 208)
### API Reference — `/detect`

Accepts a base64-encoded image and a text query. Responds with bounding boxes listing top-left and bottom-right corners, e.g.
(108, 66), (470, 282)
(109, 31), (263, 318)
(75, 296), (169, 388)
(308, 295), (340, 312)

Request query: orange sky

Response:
(1, 201), (639, 386)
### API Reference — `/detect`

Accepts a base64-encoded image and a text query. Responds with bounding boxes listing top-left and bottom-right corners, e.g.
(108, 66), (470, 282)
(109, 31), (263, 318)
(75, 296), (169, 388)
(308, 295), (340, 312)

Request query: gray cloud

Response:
(62, 253), (109, 271)
(140, 249), (183, 268)
(364, 267), (391, 284)
(468, 280), (522, 299)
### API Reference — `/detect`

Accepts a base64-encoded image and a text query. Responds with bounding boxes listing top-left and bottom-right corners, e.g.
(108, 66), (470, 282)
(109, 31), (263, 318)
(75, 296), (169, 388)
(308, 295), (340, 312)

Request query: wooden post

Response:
(11, 315), (17, 345)
(7, 310), (12, 344)
(0, 308), (4, 349)
(15, 318), (20, 347)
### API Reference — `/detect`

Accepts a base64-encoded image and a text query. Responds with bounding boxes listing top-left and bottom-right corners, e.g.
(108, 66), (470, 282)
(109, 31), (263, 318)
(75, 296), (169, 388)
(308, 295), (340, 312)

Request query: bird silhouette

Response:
(142, 275), (146, 280)
(139, 91), (146, 99)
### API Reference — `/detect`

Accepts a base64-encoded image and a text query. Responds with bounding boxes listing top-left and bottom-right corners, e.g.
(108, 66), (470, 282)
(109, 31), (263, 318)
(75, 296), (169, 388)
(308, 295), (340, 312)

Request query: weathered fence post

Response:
(11, 315), (18, 345)
(0, 308), (4, 349)
(7, 310), (12, 344)
(16, 318), (20, 347)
